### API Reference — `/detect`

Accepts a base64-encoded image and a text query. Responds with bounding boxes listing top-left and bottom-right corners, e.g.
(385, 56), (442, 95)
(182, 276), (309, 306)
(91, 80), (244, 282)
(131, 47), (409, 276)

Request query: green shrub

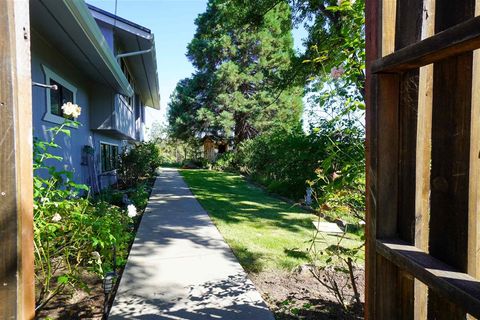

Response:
(128, 183), (151, 209)
(212, 151), (237, 171)
(234, 126), (328, 199)
(182, 157), (210, 169)
(118, 141), (162, 187)
(232, 121), (365, 214)
(33, 121), (134, 312)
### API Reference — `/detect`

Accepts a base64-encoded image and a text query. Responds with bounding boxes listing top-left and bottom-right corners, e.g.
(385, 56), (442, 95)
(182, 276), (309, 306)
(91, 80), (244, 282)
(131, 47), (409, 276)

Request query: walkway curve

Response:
(109, 168), (275, 320)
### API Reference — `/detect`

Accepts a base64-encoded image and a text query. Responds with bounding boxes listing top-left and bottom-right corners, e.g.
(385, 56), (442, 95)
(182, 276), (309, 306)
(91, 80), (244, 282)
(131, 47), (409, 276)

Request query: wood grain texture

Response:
(372, 15), (480, 73)
(468, 0), (480, 284)
(428, 52), (472, 319)
(377, 239), (480, 318)
(414, 1), (435, 318)
(0, 1), (34, 319)
(382, 0), (397, 56)
(428, 2), (474, 317)
(467, 4), (480, 317)
(376, 73), (399, 239)
(0, 2), (19, 318)
(13, 1), (34, 318)
(375, 73), (401, 318)
(364, 0), (380, 317)
(395, 0), (422, 244)
(414, 63), (433, 320)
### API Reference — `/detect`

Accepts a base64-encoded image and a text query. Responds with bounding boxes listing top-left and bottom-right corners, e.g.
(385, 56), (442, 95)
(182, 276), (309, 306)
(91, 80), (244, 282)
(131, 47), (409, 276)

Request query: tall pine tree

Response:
(168, 0), (303, 144)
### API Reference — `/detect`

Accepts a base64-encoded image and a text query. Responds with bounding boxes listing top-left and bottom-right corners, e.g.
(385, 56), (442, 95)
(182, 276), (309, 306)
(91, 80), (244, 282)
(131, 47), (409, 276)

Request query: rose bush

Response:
(33, 120), (135, 312)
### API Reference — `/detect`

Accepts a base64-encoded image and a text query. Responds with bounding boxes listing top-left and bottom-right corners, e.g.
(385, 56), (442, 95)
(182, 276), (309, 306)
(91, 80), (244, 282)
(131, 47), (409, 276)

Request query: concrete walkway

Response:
(109, 168), (274, 320)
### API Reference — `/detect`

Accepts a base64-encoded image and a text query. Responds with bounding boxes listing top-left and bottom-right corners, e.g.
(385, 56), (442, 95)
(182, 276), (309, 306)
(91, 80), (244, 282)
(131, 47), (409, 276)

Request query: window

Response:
(101, 143), (119, 172)
(42, 65), (77, 124)
(120, 59), (134, 107)
(49, 79), (73, 117)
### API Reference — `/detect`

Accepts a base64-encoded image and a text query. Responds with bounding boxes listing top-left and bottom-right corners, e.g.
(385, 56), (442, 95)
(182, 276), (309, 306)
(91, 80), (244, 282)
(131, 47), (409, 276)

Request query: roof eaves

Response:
(86, 3), (151, 34)
(63, 0), (134, 97)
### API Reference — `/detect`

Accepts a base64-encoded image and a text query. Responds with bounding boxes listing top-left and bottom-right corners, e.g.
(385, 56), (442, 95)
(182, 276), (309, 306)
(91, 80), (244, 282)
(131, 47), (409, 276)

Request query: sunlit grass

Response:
(181, 169), (363, 273)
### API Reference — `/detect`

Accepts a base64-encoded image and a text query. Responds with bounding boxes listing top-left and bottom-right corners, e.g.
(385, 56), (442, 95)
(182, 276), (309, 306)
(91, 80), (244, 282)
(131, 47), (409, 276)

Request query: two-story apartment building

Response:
(30, 0), (160, 191)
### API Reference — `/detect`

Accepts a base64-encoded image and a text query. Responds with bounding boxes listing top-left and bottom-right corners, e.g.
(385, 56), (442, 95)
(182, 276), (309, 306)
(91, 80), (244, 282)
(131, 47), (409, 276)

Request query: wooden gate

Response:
(366, 0), (480, 318)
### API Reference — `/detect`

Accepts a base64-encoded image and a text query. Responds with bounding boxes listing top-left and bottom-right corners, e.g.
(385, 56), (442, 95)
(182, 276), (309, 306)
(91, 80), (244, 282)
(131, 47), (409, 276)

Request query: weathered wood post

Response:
(366, 0), (480, 318)
(0, 0), (35, 319)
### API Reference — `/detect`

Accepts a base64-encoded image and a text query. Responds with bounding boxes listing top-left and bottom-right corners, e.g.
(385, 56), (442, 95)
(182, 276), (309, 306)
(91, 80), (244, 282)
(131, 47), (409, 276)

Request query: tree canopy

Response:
(168, 0), (303, 143)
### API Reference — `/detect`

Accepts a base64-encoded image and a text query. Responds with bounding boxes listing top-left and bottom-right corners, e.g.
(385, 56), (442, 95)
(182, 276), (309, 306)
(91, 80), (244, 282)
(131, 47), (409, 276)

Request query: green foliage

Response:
(212, 151), (237, 171)
(182, 157), (211, 169)
(97, 181), (152, 210)
(235, 125), (323, 199)
(128, 183), (152, 209)
(168, 0), (303, 143)
(33, 122), (135, 312)
(233, 120), (363, 203)
(118, 141), (162, 187)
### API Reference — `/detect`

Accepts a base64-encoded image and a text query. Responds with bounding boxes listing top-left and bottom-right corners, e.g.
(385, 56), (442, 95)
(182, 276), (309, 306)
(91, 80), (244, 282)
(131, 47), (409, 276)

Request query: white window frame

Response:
(42, 65), (78, 125)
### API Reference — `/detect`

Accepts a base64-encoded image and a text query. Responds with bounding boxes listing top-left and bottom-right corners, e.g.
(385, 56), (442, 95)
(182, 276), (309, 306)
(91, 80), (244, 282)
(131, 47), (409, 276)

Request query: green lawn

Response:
(180, 169), (362, 273)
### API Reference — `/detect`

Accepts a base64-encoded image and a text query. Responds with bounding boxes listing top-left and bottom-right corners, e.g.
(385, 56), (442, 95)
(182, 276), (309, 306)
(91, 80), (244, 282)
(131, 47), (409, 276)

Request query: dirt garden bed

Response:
(251, 267), (364, 319)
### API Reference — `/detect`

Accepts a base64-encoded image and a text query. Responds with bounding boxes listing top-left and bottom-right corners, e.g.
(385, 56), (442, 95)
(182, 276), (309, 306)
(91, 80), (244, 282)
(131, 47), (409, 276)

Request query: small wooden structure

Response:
(366, 0), (480, 318)
(203, 136), (228, 162)
(0, 1), (35, 318)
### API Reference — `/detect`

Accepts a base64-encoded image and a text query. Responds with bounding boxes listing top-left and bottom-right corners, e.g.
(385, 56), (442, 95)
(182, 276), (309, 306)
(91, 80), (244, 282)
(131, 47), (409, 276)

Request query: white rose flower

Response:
(52, 213), (62, 222)
(61, 102), (82, 118)
(127, 204), (137, 218)
(72, 105), (82, 118)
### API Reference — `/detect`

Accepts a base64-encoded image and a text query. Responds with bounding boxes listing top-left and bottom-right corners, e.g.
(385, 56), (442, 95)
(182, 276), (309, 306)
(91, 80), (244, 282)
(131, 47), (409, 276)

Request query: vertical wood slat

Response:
(0, 2), (19, 318)
(376, 0), (401, 318)
(382, 0), (397, 56)
(467, 4), (480, 320)
(15, 1), (35, 318)
(395, 0), (423, 245)
(394, 1), (424, 317)
(0, 1), (34, 319)
(428, 1), (474, 318)
(374, 68), (400, 318)
(468, 0), (480, 285)
(428, 52), (473, 320)
(414, 1), (435, 319)
(428, 1), (475, 317)
(364, 0), (380, 317)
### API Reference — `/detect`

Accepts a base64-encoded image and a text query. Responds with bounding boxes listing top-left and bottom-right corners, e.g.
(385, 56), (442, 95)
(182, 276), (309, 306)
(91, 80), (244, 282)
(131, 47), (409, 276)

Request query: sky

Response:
(88, 0), (307, 134)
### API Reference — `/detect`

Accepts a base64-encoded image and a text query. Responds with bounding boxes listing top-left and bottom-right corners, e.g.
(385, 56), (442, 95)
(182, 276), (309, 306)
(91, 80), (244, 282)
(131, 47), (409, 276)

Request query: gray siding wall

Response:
(90, 83), (114, 130)
(31, 30), (123, 189)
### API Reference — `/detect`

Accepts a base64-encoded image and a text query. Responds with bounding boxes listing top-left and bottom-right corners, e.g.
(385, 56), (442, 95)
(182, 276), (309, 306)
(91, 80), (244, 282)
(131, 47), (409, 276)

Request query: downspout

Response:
(116, 47), (152, 59)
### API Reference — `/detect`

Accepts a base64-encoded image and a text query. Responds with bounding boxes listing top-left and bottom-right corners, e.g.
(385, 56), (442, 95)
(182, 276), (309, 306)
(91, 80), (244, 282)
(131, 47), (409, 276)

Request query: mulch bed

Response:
(250, 267), (365, 319)
(35, 272), (105, 320)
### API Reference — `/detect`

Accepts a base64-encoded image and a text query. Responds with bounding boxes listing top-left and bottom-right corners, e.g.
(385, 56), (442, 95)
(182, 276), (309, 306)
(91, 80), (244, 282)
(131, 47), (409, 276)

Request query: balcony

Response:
(90, 87), (138, 141)
(115, 95), (136, 140)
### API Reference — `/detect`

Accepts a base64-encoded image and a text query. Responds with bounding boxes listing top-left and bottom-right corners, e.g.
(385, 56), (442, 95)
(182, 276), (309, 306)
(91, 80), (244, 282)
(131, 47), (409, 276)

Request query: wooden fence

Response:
(366, 0), (480, 318)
